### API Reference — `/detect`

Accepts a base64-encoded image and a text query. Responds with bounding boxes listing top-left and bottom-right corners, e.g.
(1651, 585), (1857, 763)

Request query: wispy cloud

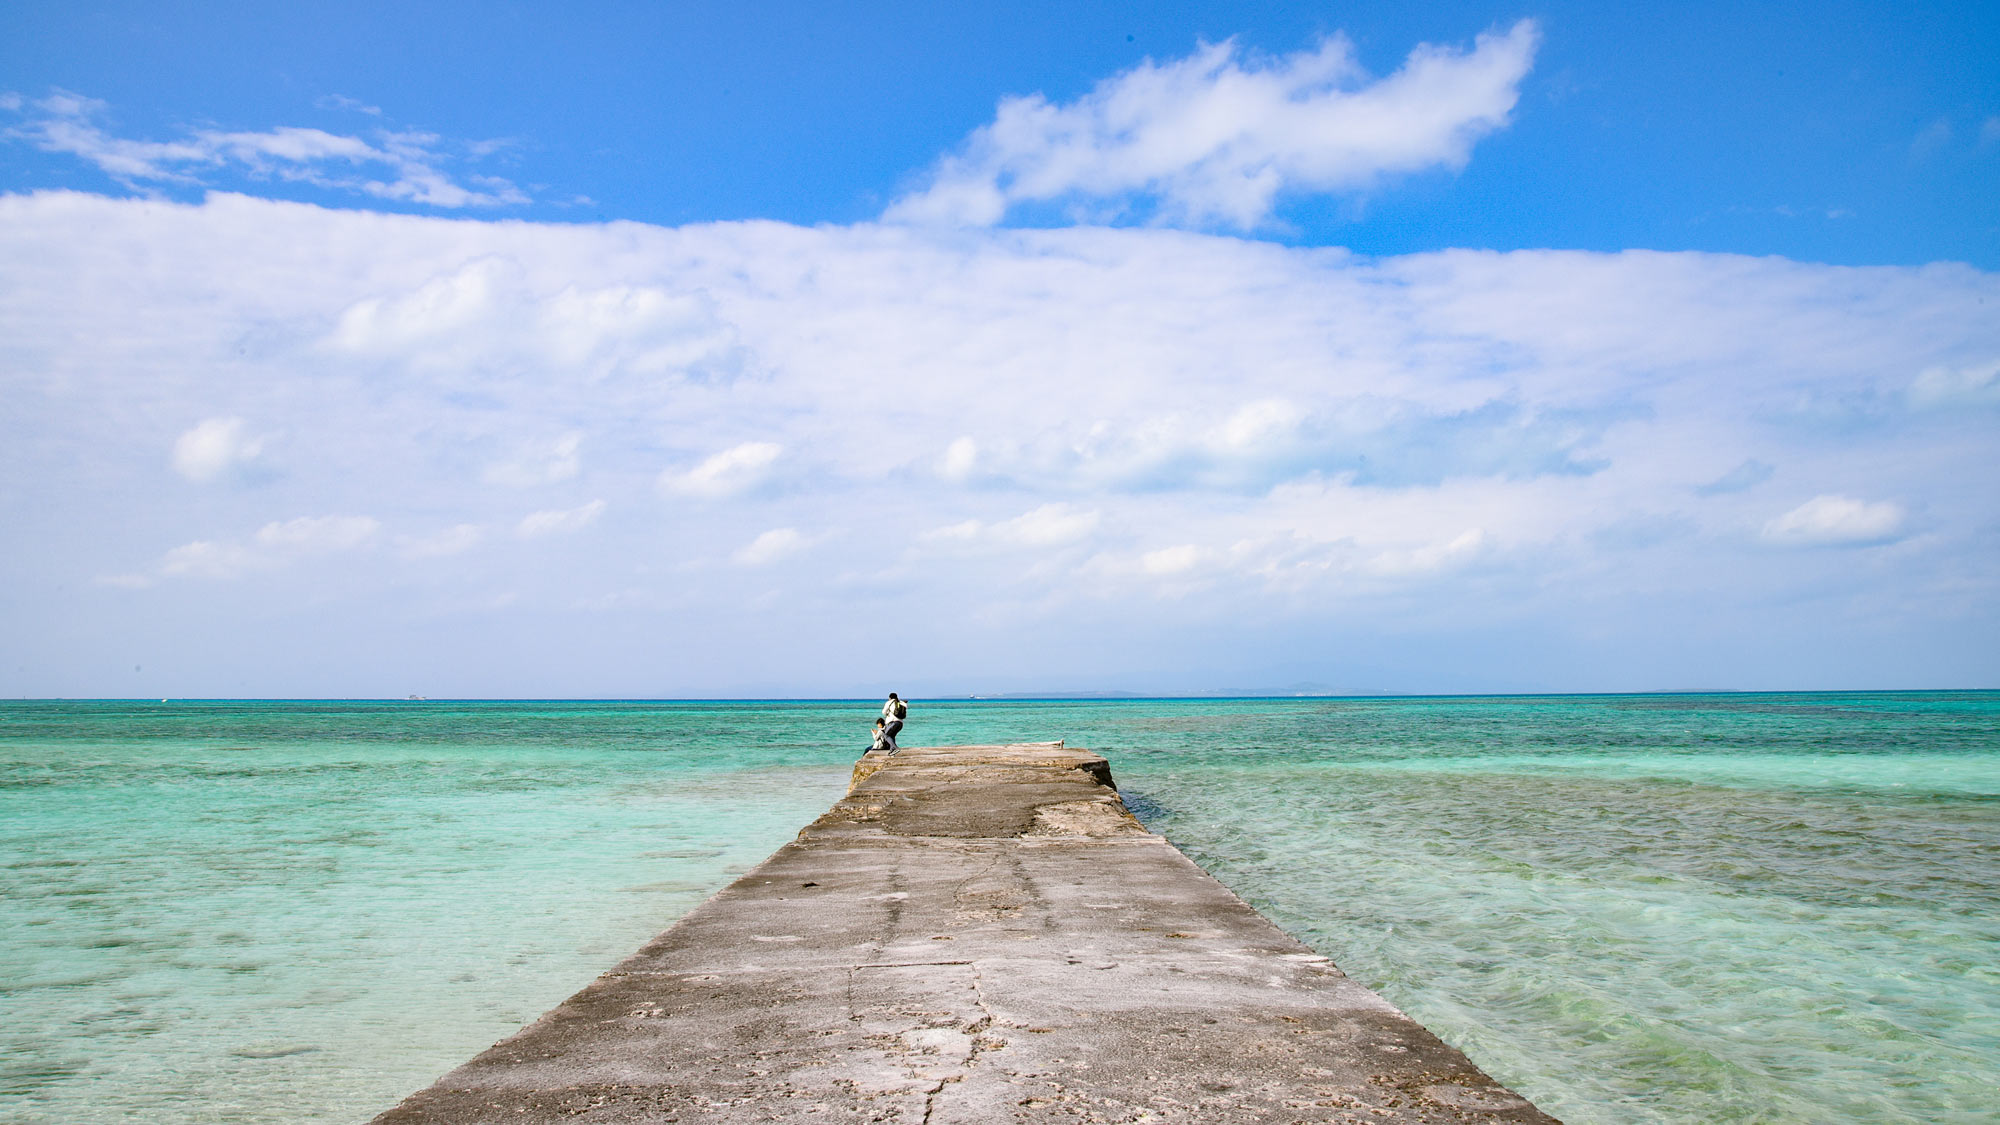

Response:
(171, 416), (265, 482)
(1761, 495), (1906, 547)
(886, 20), (1538, 228)
(997, 503), (1100, 546)
(733, 527), (806, 566)
(1908, 358), (2000, 408)
(660, 442), (783, 499)
(1910, 117), (1954, 158)
(922, 504), (1103, 549)
(159, 515), (381, 579)
(313, 94), (382, 117)
(1141, 544), (1203, 576)
(329, 258), (743, 378)
(3, 89), (526, 207)
(484, 432), (583, 488)
(933, 397), (1616, 494)
(1695, 459), (1774, 497)
(397, 523), (483, 559)
(254, 514), (381, 551)
(516, 500), (606, 538)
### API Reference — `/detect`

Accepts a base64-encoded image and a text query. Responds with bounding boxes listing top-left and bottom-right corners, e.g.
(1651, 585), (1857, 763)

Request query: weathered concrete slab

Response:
(374, 743), (1558, 1124)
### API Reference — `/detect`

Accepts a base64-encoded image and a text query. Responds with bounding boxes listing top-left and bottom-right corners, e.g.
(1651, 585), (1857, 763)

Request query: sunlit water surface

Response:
(2, 694), (1995, 1123)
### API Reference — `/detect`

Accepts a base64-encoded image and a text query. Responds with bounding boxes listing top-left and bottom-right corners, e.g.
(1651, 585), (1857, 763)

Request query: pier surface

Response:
(375, 743), (1556, 1123)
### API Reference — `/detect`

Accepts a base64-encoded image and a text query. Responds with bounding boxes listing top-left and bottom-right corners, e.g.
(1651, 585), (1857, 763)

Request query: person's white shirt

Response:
(882, 697), (904, 722)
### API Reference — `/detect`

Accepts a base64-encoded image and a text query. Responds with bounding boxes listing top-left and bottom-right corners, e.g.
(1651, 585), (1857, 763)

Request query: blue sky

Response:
(8, 2), (1997, 262)
(2, 2), (1997, 696)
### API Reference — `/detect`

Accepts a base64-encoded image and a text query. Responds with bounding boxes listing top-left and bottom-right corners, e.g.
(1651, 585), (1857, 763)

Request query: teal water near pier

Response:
(3, 694), (1996, 1123)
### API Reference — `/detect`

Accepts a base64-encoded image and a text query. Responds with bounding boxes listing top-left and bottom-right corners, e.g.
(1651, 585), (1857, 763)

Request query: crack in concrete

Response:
(918, 964), (999, 1125)
(917, 1075), (953, 1125)
(967, 961), (998, 1043)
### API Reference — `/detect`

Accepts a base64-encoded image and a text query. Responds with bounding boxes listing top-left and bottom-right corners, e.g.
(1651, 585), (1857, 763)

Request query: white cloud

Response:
(1696, 459), (1775, 497)
(940, 436), (979, 481)
(398, 523), (483, 558)
(516, 500), (606, 538)
(660, 442), (783, 498)
(332, 257), (512, 356)
(1142, 544), (1203, 575)
(996, 503), (1101, 546)
(1073, 519), (1491, 593)
(886, 20), (1538, 228)
(1216, 398), (1305, 451)
(255, 514), (381, 551)
(1366, 527), (1487, 575)
(485, 432), (583, 487)
(314, 95), (383, 117)
(913, 392), (1604, 495)
(3, 90), (526, 207)
(733, 527), (805, 566)
(158, 515), (380, 579)
(923, 519), (985, 542)
(1908, 358), (2000, 408)
(171, 416), (265, 481)
(3, 192), (1997, 692)
(1911, 118), (1953, 158)
(331, 259), (743, 381)
(914, 504), (1101, 551)
(539, 284), (741, 376)
(160, 539), (263, 579)
(1761, 496), (1907, 547)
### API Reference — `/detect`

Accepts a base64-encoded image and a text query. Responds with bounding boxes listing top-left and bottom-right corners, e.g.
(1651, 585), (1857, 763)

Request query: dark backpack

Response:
(893, 700), (908, 720)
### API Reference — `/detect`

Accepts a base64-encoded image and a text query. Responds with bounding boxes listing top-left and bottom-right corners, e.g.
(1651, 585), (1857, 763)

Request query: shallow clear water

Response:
(2, 694), (1995, 1123)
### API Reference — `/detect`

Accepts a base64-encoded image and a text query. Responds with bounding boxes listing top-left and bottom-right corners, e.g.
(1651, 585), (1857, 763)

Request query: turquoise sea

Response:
(2, 694), (1996, 1124)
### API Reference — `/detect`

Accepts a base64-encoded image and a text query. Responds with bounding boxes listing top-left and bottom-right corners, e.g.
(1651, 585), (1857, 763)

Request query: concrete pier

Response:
(374, 743), (1557, 1123)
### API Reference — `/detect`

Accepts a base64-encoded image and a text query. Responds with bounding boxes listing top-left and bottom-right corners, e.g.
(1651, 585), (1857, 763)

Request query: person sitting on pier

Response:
(868, 718), (894, 755)
(881, 692), (907, 749)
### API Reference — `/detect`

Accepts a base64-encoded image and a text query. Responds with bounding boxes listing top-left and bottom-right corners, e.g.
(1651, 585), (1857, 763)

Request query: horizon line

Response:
(8, 687), (1996, 705)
